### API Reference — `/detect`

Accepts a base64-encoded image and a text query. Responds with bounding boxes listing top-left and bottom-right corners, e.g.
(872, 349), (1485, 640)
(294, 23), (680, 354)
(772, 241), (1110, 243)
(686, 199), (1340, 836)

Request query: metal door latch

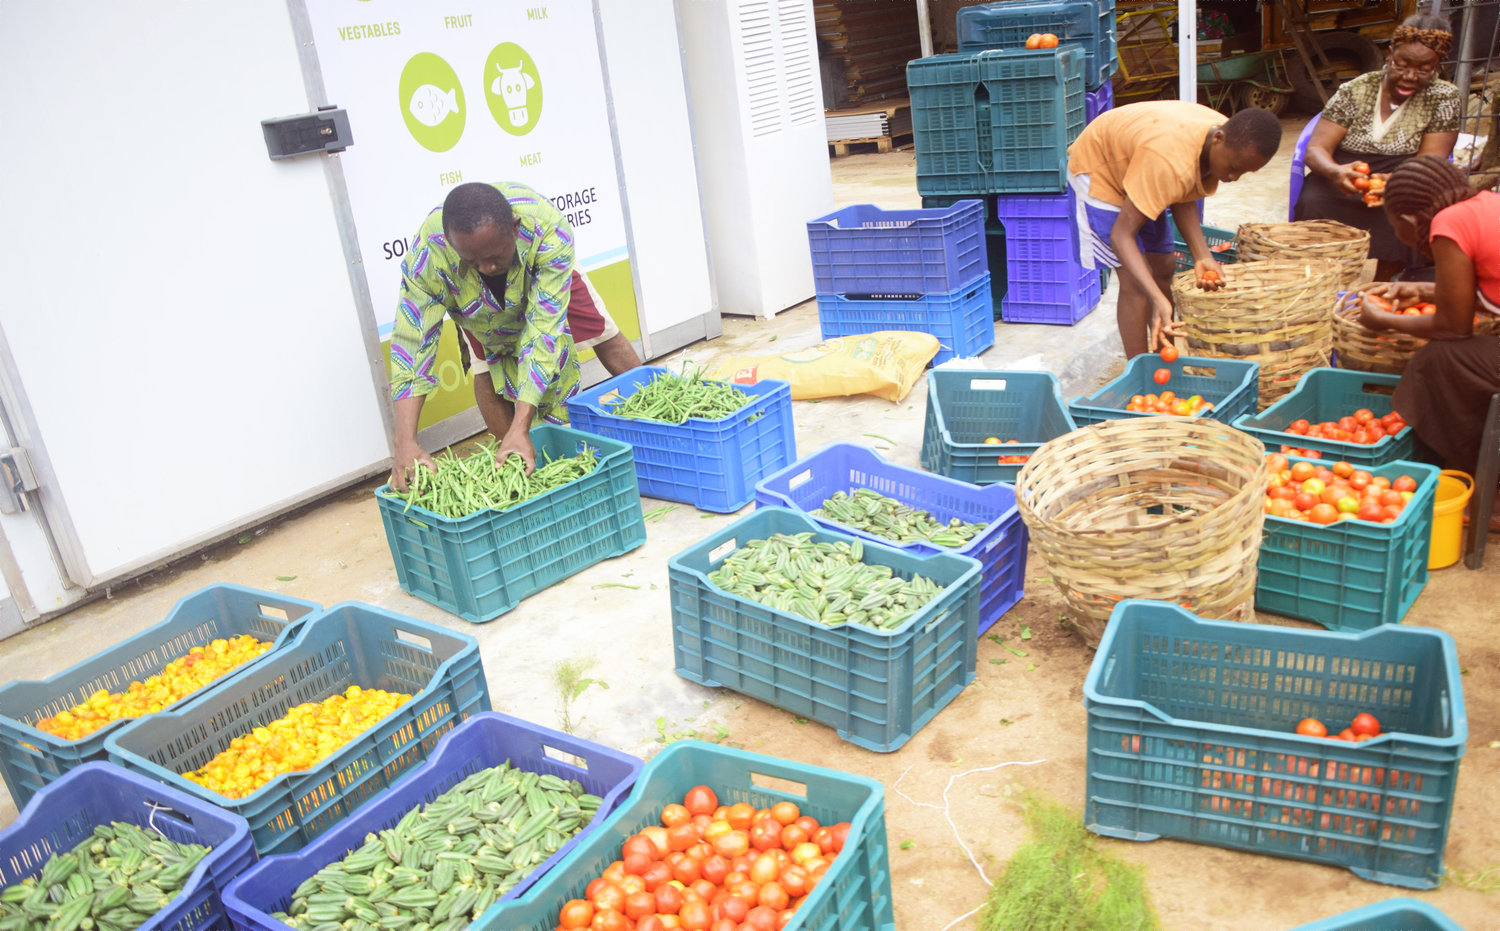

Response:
(261, 105), (353, 160)
(0, 447), (37, 515)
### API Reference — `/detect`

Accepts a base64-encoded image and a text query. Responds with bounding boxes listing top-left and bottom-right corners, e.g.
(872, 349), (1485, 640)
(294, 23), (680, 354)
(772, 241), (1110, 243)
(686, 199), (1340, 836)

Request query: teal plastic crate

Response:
(482, 741), (895, 931)
(376, 424), (648, 621)
(221, 712), (641, 931)
(754, 442), (1027, 636)
(1068, 354), (1259, 426)
(0, 762), (255, 931)
(565, 367), (795, 513)
(1085, 601), (1467, 889)
(0, 584), (319, 810)
(1168, 218), (1238, 272)
(921, 369), (1078, 484)
(105, 603), (490, 856)
(1258, 455), (1438, 632)
(909, 46), (1086, 196)
(1290, 898), (1465, 931)
(668, 508), (982, 753)
(956, 0), (1118, 89)
(1233, 369), (1414, 467)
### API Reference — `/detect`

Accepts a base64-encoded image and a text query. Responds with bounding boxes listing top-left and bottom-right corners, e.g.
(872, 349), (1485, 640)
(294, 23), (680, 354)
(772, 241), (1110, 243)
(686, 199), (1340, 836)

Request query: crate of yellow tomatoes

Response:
(0, 584), (320, 810)
(104, 602), (489, 856)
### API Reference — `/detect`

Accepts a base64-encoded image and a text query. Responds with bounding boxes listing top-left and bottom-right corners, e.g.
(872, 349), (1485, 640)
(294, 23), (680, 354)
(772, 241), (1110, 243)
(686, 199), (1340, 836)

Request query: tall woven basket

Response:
(1234, 220), (1371, 289)
(1014, 417), (1268, 648)
(1332, 290), (1500, 374)
(1172, 260), (1338, 409)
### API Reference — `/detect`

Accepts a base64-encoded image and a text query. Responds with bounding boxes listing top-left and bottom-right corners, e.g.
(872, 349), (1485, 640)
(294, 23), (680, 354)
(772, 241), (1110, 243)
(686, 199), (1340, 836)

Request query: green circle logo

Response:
(399, 52), (465, 152)
(484, 43), (542, 135)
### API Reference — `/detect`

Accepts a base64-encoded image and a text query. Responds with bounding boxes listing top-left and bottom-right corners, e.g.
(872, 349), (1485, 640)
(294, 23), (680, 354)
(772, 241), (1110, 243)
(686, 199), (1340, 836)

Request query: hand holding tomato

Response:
(1195, 258), (1225, 291)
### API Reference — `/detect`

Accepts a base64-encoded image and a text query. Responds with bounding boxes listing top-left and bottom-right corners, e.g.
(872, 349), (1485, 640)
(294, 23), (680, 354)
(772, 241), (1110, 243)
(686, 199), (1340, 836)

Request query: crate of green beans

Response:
(374, 425), (647, 623)
(668, 507), (981, 753)
(755, 442), (1027, 635)
(565, 365), (796, 513)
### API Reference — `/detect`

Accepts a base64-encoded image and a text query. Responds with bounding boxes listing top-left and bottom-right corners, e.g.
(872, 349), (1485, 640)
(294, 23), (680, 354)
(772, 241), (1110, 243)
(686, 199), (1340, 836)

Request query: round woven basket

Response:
(1173, 260), (1339, 409)
(1014, 417), (1268, 649)
(1234, 220), (1371, 289)
(1332, 291), (1500, 374)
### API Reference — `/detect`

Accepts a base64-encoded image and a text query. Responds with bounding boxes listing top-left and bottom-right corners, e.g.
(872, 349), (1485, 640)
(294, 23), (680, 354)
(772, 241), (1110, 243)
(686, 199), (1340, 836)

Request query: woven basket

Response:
(1173, 260), (1338, 409)
(1332, 291), (1500, 374)
(1014, 417), (1268, 649)
(1234, 220), (1371, 289)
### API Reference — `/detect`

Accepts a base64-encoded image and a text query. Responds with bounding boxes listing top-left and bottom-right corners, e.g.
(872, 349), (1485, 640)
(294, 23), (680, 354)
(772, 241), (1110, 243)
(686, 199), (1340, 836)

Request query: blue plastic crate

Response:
(1085, 80), (1113, 122)
(1257, 456), (1438, 632)
(565, 367), (795, 513)
(1085, 601), (1467, 889)
(754, 443), (1028, 636)
(1169, 218), (1239, 272)
(668, 508), (981, 753)
(484, 741), (895, 931)
(0, 584), (320, 810)
(0, 762), (254, 931)
(806, 200), (987, 297)
(1290, 898), (1465, 931)
(921, 369), (1078, 484)
(957, 0), (1119, 89)
(1068, 354), (1260, 426)
(816, 275), (995, 366)
(221, 712), (641, 931)
(375, 424), (648, 621)
(105, 603), (491, 856)
(909, 46), (1086, 196)
(991, 190), (1101, 324)
(1233, 369), (1415, 467)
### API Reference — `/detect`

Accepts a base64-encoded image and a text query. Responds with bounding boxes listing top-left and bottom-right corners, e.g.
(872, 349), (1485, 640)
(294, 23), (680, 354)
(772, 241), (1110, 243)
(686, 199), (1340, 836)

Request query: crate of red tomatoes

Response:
(1232, 369), (1413, 467)
(1256, 452), (1438, 631)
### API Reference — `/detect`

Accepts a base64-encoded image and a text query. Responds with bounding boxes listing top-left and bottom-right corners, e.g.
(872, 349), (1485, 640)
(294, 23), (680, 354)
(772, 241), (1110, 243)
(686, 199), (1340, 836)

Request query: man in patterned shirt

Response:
(388, 181), (603, 489)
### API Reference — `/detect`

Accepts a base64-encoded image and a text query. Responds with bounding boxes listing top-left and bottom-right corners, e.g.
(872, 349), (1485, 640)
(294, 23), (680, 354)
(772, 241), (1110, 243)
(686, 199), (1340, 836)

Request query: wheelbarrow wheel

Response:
(1239, 83), (1290, 115)
(1288, 32), (1382, 113)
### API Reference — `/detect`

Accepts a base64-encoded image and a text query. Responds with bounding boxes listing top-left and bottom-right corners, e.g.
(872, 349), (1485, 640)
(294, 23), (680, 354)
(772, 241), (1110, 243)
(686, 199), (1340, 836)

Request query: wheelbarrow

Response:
(1197, 49), (1295, 115)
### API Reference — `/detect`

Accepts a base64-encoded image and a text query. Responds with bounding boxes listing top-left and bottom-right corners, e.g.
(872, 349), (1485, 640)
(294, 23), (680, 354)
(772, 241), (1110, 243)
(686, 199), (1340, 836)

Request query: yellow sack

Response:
(710, 331), (938, 403)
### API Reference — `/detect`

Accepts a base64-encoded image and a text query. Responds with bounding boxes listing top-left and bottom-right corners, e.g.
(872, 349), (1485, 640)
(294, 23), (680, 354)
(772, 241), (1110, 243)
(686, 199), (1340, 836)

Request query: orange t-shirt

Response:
(1067, 101), (1225, 218)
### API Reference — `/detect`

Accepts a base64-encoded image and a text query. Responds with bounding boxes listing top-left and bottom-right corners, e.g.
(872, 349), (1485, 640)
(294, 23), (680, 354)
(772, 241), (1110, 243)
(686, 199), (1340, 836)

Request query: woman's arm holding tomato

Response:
(1303, 119), (1364, 197)
(1360, 236), (1477, 339)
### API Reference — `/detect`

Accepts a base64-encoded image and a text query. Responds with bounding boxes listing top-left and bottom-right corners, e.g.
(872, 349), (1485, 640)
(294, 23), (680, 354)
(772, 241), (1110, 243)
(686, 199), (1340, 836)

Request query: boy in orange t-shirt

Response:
(1067, 103), (1282, 357)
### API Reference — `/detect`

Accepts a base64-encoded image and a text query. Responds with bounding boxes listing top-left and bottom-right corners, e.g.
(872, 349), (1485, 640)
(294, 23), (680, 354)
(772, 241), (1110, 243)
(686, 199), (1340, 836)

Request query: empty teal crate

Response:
(0, 584), (319, 810)
(565, 367), (795, 513)
(482, 741), (895, 931)
(376, 424), (648, 621)
(1290, 898), (1464, 931)
(921, 369), (1078, 484)
(1233, 369), (1414, 466)
(1257, 456), (1438, 631)
(105, 603), (491, 856)
(1068, 354), (1259, 426)
(668, 508), (981, 753)
(754, 442), (1028, 635)
(1085, 601), (1467, 889)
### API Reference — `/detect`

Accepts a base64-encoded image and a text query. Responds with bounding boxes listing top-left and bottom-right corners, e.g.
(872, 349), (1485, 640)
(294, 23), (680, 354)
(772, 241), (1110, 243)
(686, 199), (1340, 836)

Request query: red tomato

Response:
(1160, 344), (1180, 363)
(667, 822), (700, 852)
(679, 900), (711, 931)
(792, 816), (820, 837)
(745, 906), (781, 931)
(779, 864), (810, 897)
(712, 830), (749, 858)
(1392, 475), (1417, 493)
(625, 890), (657, 921)
(779, 823), (809, 849)
(710, 920), (737, 931)
(758, 881), (790, 911)
(591, 908), (629, 931)
(1295, 718), (1327, 737)
(720, 895), (752, 923)
(1287, 419), (1311, 435)
(559, 899), (595, 929)
(623, 834), (658, 862)
(654, 881), (684, 915)
(701, 854), (730, 886)
(673, 855), (704, 885)
(749, 817), (783, 851)
(624, 852), (654, 876)
(1153, 368), (1171, 385)
(684, 785), (719, 816)
(662, 804), (692, 827)
(1351, 712), (1382, 737)
(827, 823), (851, 853)
(638, 917), (668, 931)
(769, 801), (800, 826)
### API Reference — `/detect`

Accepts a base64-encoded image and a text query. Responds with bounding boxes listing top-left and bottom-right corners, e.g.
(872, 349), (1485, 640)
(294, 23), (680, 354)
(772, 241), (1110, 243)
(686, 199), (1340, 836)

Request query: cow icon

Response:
(491, 62), (535, 127)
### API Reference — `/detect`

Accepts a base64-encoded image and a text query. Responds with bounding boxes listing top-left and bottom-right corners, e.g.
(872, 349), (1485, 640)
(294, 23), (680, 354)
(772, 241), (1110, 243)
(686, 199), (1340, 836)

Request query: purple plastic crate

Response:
(816, 274), (996, 365)
(807, 200), (988, 297)
(991, 190), (1101, 324)
(1085, 81), (1113, 122)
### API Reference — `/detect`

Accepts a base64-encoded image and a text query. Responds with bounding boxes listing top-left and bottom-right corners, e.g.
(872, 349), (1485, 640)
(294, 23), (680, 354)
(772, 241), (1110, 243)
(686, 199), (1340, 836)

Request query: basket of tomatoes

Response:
(1170, 259), (1339, 409)
(1014, 416), (1268, 647)
(1256, 452), (1439, 631)
(1233, 220), (1371, 290)
(1232, 368), (1414, 467)
(1332, 290), (1500, 375)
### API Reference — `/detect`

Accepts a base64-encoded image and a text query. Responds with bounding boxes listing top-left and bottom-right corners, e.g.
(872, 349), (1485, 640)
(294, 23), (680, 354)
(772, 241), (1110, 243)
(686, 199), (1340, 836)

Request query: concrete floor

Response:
(4, 116), (1499, 929)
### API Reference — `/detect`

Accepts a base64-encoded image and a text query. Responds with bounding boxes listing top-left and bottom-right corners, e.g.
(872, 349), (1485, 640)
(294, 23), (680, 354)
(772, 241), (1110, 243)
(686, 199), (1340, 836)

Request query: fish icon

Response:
(409, 84), (459, 127)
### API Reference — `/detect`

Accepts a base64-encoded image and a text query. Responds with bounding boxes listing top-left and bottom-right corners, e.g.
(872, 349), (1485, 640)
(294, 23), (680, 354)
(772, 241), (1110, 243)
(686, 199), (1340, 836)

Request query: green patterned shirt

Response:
(1321, 71), (1460, 156)
(389, 182), (579, 424)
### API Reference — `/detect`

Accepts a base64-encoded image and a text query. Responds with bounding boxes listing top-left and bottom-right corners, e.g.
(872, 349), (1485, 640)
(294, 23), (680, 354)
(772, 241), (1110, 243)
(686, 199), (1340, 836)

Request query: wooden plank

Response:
(829, 132), (914, 157)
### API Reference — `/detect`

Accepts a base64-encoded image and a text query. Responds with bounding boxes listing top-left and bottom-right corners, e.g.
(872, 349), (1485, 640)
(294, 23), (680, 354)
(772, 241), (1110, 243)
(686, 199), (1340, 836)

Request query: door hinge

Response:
(0, 447), (38, 514)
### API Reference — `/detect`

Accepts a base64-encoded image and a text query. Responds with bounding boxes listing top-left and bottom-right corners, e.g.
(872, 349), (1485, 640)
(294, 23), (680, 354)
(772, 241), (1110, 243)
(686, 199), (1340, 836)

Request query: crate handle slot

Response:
(1361, 382), (1396, 396)
(969, 379), (1008, 391)
(393, 629), (434, 652)
(542, 743), (589, 771)
(839, 292), (923, 302)
(709, 538), (739, 564)
(144, 800), (195, 835)
(748, 770), (809, 801)
(786, 469), (814, 491)
(1180, 366), (1218, 378)
(259, 603), (291, 621)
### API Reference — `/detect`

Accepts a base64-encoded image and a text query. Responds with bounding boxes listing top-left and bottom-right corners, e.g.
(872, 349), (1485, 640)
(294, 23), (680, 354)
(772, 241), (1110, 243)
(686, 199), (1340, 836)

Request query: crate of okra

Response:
(105, 602), (490, 857)
(755, 442), (1027, 635)
(669, 507), (981, 753)
(565, 365), (796, 512)
(375, 423), (647, 623)
(221, 712), (641, 931)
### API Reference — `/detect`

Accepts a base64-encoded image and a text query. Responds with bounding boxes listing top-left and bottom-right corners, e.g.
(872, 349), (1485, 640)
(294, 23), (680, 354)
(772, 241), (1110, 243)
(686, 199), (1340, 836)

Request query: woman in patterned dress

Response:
(1294, 13), (1459, 281)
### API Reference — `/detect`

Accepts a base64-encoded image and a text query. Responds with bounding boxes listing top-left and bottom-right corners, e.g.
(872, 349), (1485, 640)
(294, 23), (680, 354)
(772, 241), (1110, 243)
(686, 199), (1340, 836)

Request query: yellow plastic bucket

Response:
(1429, 470), (1473, 569)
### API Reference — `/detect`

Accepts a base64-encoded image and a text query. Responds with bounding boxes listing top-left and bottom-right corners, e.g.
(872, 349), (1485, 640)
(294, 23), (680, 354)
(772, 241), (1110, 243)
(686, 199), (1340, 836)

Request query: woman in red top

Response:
(1360, 155), (1500, 530)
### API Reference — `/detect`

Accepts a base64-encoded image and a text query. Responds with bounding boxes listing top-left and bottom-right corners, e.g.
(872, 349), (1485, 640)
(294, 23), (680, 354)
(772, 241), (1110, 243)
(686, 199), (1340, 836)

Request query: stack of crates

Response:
(805, 200), (995, 365)
(913, 1), (1115, 324)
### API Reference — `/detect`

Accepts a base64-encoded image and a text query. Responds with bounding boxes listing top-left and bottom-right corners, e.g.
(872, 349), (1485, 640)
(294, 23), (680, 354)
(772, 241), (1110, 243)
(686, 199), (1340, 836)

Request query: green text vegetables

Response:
(275, 762), (601, 931)
(608, 366), (752, 424)
(389, 440), (597, 520)
(707, 532), (943, 630)
(0, 821), (211, 931)
(814, 488), (987, 548)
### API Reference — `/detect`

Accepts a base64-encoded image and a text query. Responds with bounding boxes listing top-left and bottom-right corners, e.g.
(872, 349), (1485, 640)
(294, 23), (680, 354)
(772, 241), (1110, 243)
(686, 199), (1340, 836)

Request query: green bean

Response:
(813, 488), (986, 548)
(608, 363), (753, 424)
(385, 440), (598, 519)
